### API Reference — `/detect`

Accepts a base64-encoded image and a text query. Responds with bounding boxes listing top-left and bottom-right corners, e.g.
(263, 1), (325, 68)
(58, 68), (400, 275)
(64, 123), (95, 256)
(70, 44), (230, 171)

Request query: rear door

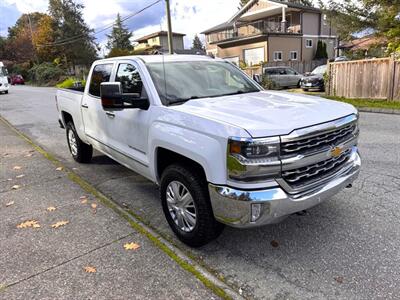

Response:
(285, 67), (301, 87)
(264, 68), (281, 87)
(81, 63), (114, 144)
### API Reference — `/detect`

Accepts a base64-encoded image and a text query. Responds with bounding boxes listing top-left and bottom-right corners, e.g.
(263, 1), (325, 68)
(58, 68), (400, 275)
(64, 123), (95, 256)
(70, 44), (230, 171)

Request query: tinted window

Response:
(265, 68), (278, 75)
(285, 68), (297, 75)
(89, 64), (113, 97)
(115, 63), (143, 95)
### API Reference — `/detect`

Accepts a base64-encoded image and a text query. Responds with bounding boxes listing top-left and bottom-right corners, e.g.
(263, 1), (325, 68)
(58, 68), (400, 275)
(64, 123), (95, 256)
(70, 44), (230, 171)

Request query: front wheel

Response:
(5, 90), (8, 94)
(66, 122), (93, 163)
(160, 164), (224, 247)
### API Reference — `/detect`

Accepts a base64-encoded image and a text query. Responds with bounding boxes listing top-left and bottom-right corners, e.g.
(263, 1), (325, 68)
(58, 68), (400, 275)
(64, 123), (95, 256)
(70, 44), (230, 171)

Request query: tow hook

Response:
(346, 184), (352, 188)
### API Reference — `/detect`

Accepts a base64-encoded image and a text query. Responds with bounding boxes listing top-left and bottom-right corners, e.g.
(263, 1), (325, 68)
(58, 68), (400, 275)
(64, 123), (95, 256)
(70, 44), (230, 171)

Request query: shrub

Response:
(28, 62), (65, 85)
(261, 75), (278, 90)
(56, 77), (86, 89)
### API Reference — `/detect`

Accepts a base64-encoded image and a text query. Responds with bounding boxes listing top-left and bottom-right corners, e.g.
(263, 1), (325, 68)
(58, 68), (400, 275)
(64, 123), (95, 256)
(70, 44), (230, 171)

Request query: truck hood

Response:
(174, 91), (357, 137)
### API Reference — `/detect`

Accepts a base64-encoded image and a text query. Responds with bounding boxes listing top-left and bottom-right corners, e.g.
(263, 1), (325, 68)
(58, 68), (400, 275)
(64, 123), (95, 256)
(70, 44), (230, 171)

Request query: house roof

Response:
(134, 31), (186, 43)
(202, 0), (320, 34)
(339, 35), (387, 51)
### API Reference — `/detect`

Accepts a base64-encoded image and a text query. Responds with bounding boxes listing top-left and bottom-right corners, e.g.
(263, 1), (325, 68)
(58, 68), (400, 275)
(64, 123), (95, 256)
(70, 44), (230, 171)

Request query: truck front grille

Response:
(281, 123), (357, 157)
(282, 148), (352, 190)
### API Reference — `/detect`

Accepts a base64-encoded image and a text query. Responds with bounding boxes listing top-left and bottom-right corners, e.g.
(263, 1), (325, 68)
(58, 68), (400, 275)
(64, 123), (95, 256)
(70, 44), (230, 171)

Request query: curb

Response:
(0, 116), (244, 300)
(357, 107), (400, 115)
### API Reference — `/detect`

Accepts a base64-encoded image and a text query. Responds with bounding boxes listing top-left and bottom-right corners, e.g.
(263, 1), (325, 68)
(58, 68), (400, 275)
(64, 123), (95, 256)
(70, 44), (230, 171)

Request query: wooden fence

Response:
(327, 57), (400, 101)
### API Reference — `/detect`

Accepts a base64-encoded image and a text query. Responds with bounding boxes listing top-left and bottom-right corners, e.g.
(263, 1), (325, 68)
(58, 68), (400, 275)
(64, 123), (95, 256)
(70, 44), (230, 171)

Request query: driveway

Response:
(1, 85), (399, 299)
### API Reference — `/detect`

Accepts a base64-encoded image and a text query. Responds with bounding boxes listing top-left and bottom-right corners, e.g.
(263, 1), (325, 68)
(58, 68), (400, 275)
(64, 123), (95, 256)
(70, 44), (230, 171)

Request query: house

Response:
(337, 35), (387, 58)
(133, 31), (186, 53)
(201, 0), (338, 66)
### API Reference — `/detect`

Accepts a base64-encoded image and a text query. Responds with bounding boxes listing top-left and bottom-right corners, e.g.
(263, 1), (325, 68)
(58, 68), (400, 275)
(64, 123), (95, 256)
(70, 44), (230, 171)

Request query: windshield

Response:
(146, 60), (260, 105)
(0, 67), (8, 77)
(311, 65), (327, 75)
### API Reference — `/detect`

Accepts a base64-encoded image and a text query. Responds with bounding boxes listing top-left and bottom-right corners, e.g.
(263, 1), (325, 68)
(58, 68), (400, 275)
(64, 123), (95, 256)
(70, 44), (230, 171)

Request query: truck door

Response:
(103, 61), (150, 167)
(81, 63), (114, 144)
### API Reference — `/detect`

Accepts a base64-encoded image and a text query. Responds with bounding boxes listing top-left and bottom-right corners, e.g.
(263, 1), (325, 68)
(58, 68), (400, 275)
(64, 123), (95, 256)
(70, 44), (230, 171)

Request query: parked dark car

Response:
(263, 66), (303, 89)
(300, 64), (327, 91)
(11, 75), (25, 85)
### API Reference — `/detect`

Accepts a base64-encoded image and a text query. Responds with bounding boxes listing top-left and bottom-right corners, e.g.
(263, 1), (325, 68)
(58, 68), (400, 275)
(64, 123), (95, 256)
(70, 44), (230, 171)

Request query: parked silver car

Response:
(263, 66), (303, 89)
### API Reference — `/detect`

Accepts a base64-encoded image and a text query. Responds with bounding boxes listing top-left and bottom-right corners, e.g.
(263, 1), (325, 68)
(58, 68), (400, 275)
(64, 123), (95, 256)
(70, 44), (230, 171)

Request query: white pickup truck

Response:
(56, 55), (361, 247)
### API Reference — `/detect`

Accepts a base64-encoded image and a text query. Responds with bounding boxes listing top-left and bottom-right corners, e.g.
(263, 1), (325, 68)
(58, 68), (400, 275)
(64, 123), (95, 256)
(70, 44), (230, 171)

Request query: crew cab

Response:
(56, 55), (361, 247)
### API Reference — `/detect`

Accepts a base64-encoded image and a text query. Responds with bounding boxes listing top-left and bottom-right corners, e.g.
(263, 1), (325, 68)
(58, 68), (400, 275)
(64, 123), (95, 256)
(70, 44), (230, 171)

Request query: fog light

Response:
(251, 203), (262, 222)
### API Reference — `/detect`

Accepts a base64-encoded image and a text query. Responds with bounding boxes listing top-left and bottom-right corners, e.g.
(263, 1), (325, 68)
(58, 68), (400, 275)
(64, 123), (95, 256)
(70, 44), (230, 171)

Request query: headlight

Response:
(227, 137), (281, 182)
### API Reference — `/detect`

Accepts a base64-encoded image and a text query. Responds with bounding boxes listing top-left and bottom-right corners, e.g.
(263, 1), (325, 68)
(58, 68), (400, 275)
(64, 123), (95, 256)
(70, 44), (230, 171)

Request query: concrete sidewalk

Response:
(0, 121), (216, 299)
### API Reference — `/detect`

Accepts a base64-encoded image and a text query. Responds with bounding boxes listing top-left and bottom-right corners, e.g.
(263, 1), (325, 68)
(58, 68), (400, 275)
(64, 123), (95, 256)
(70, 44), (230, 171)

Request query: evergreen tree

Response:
(191, 35), (204, 51)
(49, 0), (98, 66)
(106, 14), (133, 51)
(320, 0), (400, 54)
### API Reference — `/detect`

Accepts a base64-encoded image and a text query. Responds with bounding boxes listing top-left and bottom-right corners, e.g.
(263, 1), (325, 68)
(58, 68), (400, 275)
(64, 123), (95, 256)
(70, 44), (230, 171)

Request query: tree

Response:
(238, 0), (251, 9)
(314, 40), (328, 59)
(49, 0), (98, 66)
(32, 15), (59, 62)
(106, 14), (133, 51)
(321, 0), (400, 55)
(191, 35), (204, 51)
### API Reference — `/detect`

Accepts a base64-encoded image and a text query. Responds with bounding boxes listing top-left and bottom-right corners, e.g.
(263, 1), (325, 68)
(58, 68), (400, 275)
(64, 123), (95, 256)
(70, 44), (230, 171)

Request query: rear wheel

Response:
(160, 164), (224, 247)
(66, 122), (92, 163)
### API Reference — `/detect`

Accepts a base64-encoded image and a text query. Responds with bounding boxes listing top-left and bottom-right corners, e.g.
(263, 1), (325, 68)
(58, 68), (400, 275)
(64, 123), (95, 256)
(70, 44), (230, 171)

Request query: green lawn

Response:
(286, 89), (400, 110)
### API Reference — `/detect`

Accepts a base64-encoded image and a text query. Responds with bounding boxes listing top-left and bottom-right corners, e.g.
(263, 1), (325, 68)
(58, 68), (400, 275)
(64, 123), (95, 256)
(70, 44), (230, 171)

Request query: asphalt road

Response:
(1, 85), (400, 299)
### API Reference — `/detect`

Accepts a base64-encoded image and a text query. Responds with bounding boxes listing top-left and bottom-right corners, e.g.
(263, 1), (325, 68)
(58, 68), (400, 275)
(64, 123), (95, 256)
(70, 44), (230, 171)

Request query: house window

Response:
(244, 47), (265, 66)
(273, 51), (283, 61)
(289, 51), (298, 61)
(306, 39), (313, 48)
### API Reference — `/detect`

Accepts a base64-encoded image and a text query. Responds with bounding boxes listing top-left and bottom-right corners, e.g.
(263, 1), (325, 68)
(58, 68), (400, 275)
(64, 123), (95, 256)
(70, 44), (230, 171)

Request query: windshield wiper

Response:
(167, 96), (200, 105)
(216, 89), (259, 97)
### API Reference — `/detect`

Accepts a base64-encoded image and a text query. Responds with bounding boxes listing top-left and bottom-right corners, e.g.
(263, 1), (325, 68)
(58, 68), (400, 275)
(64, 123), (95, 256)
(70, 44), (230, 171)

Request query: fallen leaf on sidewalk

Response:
(46, 206), (56, 212)
(13, 166), (22, 170)
(11, 185), (20, 190)
(84, 266), (96, 273)
(80, 196), (88, 204)
(91, 203), (97, 209)
(55, 167), (63, 171)
(270, 240), (279, 248)
(123, 242), (140, 251)
(51, 220), (69, 228)
(17, 220), (40, 229)
(334, 276), (344, 284)
(7, 178), (12, 181)
(16, 174), (25, 178)
(24, 153), (33, 157)
(6, 201), (15, 207)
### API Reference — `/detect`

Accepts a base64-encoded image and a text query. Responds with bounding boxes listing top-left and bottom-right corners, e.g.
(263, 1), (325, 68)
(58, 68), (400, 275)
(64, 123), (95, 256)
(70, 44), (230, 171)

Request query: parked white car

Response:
(0, 62), (9, 94)
(56, 55), (361, 246)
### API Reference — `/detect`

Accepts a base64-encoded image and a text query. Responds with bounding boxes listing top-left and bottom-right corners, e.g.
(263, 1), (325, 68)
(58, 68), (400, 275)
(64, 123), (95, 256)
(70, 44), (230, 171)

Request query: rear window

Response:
(89, 64), (113, 97)
(265, 68), (278, 75)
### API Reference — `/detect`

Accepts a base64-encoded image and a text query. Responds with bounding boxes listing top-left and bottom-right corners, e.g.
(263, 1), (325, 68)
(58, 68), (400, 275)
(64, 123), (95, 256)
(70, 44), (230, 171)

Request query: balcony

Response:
(208, 20), (301, 44)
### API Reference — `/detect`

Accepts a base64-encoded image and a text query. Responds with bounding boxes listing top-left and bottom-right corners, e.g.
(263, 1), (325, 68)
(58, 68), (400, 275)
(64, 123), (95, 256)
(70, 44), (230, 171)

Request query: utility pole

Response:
(27, 13), (39, 63)
(165, 0), (174, 54)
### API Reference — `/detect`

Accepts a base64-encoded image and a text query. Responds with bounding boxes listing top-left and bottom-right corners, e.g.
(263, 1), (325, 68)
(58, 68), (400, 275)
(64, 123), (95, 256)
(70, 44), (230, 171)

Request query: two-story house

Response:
(202, 0), (337, 66)
(133, 31), (186, 53)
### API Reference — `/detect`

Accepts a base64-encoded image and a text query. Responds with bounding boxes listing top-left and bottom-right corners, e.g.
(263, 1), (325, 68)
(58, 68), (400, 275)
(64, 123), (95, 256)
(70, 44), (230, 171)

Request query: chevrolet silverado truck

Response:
(56, 55), (361, 247)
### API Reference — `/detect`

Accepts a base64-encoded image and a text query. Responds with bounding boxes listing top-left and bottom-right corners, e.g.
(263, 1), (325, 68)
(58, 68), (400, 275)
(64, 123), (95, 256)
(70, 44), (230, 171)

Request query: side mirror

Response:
(100, 82), (149, 110)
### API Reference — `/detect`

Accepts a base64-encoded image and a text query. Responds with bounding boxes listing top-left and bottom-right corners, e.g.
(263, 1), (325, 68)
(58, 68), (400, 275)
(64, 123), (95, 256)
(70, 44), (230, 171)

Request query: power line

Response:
(37, 0), (162, 47)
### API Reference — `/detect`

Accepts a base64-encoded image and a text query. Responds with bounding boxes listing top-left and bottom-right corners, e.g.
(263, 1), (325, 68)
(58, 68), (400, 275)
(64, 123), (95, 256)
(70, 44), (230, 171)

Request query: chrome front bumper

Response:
(209, 149), (361, 228)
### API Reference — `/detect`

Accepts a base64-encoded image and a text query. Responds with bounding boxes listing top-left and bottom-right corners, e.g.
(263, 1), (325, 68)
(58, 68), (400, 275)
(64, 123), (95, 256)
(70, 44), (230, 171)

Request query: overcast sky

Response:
(0, 0), (242, 51)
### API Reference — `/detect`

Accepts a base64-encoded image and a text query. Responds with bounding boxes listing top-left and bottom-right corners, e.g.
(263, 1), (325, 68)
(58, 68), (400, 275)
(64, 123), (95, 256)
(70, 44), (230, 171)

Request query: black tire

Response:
(5, 90), (8, 94)
(303, 88), (309, 91)
(160, 164), (224, 247)
(66, 122), (93, 163)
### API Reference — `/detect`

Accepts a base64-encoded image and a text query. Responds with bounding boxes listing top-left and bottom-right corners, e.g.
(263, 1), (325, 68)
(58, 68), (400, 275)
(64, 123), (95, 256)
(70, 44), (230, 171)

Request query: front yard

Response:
(287, 89), (400, 111)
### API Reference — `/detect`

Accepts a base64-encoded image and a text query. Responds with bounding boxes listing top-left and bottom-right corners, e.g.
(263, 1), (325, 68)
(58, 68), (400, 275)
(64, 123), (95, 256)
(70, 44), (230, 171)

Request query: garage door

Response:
(244, 47), (264, 66)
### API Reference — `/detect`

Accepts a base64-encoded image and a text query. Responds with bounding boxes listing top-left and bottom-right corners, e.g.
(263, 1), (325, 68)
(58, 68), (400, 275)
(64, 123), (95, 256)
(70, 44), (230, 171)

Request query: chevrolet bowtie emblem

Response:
(331, 146), (343, 158)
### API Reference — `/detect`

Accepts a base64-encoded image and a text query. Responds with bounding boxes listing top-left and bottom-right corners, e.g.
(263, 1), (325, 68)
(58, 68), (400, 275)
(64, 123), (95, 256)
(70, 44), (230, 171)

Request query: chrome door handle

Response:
(105, 112), (115, 118)
(81, 104), (89, 108)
